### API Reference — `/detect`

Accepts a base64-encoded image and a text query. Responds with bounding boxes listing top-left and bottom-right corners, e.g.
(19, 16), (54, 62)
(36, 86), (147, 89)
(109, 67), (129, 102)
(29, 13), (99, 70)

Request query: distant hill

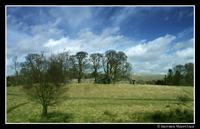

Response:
(130, 73), (165, 81)
(70, 73), (165, 84)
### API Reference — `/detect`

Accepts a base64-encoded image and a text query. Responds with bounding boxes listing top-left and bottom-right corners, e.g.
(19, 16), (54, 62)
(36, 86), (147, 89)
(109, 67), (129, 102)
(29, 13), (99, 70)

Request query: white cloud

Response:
(76, 27), (123, 49)
(129, 47), (194, 75)
(34, 27), (123, 56)
(30, 19), (65, 38)
(171, 38), (194, 50)
(101, 27), (120, 37)
(174, 47), (194, 60)
(44, 37), (68, 47)
(6, 7), (195, 76)
(123, 34), (194, 74)
(125, 34), (176, 61)
(77, 28), (97, 40)
(177, 27), (193, 38)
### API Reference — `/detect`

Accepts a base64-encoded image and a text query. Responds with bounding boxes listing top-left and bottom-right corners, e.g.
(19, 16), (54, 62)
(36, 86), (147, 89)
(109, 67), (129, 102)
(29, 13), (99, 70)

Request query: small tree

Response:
(173, 70), (181, 86)
(166, 69), (174, 85)
(22, 52), (69, 117)
(184, 63), (194, 86)
(10, 56), (20, 86)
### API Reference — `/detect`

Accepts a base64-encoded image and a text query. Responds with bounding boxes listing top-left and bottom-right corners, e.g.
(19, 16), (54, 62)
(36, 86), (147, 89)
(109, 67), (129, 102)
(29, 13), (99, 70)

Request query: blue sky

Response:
(6, 6), (194, 76)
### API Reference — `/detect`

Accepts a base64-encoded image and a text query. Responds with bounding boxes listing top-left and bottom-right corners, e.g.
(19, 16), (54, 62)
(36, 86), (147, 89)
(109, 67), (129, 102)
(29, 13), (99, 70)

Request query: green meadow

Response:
(6, 83), (194, 123)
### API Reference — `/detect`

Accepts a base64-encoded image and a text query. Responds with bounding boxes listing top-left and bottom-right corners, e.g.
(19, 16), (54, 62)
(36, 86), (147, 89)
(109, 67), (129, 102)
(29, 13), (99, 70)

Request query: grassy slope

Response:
(6, 84), (194, 123)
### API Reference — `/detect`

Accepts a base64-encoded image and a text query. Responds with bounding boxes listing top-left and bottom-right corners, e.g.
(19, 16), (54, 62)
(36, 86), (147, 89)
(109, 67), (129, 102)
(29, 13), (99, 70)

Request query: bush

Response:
(155, 80), (166, 85)
(96, 75), (111, 84)
(103, 110), (118, 117)
(177, 95), (191, 104)
(148, 108), (193, 123)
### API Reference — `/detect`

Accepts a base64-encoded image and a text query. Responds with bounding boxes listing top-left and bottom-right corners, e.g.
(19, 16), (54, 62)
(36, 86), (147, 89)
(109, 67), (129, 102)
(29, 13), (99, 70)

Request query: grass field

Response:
(6, 83), (194, 123)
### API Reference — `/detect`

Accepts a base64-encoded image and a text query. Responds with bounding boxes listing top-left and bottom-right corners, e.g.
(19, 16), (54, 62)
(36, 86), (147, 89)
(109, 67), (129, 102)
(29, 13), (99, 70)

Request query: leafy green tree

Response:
(155, 79), (165, 85)
(184, 63), (194, 86)
(167, 69), (174, 85)
(173, 70), (181, 86)
(102, 50), (132, 84)
(173, 64), (184, 75)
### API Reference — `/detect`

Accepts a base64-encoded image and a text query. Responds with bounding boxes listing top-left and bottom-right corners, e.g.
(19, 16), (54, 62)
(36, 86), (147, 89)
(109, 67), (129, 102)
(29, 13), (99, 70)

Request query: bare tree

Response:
(22, 52), (69, 117)
(90, 53), (103, 83)
(69, 51), (89, 83)
(10, 56), (20, 86)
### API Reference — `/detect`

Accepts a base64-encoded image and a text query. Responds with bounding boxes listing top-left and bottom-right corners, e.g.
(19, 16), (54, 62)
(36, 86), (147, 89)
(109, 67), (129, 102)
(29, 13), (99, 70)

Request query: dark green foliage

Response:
(96, 74), (111, 84)
(167, 69), (174, 85)
(155, 63), (194, 86)
(173, 71), (181, 86)
(155, 80), (166, 85)
(147, 108), (193, 123)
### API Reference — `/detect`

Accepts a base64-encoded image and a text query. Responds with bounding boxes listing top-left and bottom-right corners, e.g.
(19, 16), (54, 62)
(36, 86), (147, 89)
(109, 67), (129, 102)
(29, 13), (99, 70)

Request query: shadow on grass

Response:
(29, 111), (73, 123)
(7, 102), (30, 113)
(140, 107), (194, 123)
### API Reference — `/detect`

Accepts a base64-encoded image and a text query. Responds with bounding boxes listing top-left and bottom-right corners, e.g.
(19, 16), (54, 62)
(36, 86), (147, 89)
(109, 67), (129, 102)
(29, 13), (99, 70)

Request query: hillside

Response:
(130, 73), (165, 81)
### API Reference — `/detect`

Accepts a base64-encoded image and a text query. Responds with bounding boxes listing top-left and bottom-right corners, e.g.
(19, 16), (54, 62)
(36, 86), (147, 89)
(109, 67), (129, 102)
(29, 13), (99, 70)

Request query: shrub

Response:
(148, 108), (193, 123)
(103, 110), (117, 117)
(177, 95), (191, 104)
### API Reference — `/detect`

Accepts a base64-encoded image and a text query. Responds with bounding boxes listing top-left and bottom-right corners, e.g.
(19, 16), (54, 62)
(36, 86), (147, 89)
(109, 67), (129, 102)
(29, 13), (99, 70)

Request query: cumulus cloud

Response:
(174, 47), (194, 60)
(76, 27), (123, 50)
(43, 27), (123, 55)
(30, 19), (65, 38)
(125, 34), (176, 61)
(129, 47), (194, 74)
(6, 7), (194, 76)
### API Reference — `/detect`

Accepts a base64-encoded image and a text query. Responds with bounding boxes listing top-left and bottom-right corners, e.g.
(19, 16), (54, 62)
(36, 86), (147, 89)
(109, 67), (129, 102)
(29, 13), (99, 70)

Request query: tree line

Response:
(7, 50), (133, 117)
(6, 50), (193, 117)
(155, 63), (194, 86)
(7, 50), (133, 86)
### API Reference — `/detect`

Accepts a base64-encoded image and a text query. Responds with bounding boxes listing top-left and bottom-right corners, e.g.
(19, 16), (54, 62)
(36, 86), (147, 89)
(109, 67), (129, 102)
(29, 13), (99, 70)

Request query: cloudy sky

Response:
(6, 6), (194, 76)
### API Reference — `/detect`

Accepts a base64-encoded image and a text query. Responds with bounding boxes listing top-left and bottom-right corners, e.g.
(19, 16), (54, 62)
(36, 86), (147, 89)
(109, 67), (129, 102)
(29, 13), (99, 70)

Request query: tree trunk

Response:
(78, 78), (81, 83)
(42, 104), (48, 117)
(94, 69), (97, 83)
